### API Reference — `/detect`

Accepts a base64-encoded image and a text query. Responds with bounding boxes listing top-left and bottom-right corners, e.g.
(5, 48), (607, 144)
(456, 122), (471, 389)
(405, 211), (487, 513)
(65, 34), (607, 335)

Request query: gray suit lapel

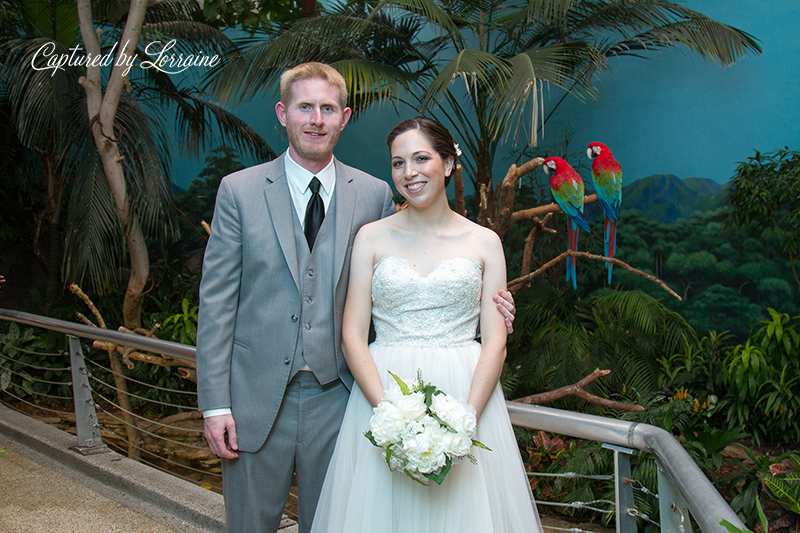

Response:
(333, 161), (357, 284)
(264, 156), (301, 292)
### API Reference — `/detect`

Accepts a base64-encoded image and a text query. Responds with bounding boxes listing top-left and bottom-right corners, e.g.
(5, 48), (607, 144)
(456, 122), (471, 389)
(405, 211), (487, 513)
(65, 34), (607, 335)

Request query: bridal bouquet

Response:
(364, 371), (490, 485)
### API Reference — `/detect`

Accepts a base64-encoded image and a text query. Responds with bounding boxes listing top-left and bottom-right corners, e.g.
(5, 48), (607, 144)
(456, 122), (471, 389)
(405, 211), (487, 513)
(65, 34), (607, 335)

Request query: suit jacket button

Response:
(284, 358), (290, 365)
(307, 269), (314, 277)
(291, 314), (298, 322)
(305, 323), (311, 330)
(306, 297), (313, 304)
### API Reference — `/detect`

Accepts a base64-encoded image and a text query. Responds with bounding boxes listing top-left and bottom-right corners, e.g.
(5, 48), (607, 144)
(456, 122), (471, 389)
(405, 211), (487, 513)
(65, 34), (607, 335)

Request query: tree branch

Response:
(514, 368), (644, 412)
(508, 251), (682, 300)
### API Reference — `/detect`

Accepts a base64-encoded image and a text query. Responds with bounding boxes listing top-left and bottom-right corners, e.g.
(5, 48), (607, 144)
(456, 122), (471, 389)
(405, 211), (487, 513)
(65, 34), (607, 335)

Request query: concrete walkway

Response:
(0, 404), (297, 533)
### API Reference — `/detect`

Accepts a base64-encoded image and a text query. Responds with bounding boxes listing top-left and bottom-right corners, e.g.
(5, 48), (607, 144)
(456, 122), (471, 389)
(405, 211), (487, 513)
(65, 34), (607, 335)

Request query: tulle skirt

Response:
(310, 341), (543, 533)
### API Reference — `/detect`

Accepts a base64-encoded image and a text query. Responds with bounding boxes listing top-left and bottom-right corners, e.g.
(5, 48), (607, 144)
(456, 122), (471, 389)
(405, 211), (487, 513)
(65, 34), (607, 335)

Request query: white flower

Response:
(402, 425), (447, 474)
(431, 394), (477, 437)
(387, 445), (407, 471)
(454, 143), (463, 157)
(369, 401), (407, 446)
(395, 391), (427, 422)
(441, 430), (472, 458)
(366, 371), (489, 485)
(382, 381), (405, 405)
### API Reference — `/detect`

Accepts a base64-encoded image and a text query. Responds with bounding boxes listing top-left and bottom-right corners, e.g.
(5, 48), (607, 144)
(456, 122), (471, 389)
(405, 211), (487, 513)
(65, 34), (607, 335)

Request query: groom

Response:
(196, 62), (515, 533)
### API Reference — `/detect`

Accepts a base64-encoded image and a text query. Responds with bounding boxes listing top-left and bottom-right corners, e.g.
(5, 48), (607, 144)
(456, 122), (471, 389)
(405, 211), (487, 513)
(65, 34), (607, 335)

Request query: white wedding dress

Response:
(311, 256), (543, 533)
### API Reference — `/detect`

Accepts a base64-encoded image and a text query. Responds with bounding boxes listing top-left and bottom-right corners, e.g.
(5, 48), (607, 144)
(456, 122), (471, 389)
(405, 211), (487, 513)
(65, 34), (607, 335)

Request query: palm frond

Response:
(610, 17), (761, 66)
(1, 37), (84, 152)
(418, 48), (511, 113)
(140, 83), (277, 161)
(63, 150), (125, 290)
(508, 0), (575, 28)
(491, 41), (602, 146)
(367, 0), (463, 46)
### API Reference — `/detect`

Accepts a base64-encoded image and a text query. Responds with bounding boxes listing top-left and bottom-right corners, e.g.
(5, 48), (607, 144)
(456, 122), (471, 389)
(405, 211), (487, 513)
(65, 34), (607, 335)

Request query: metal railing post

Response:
(603, 443), (638, 533)
(658, 461), (693, 533)
(68, 335), (107, 454)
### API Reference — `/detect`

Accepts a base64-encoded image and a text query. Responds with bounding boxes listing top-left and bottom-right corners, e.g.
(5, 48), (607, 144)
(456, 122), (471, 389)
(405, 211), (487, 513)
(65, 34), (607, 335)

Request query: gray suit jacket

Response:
(196, 154), (395, 452)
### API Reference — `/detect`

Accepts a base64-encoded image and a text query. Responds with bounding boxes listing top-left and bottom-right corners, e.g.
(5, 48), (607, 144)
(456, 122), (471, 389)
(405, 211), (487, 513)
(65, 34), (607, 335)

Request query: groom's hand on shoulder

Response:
(204, 414), (239, 459)
(493, 289), (516, 334)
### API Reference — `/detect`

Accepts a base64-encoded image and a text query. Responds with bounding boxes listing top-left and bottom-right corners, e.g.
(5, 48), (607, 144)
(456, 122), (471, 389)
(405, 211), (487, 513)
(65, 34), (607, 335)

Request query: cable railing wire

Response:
(0, 339), (65, 358)
(0, 389), (74, 417)
(92, 394), (209, 448)
(528, 471), (614, 481)
(536, 500), (616, 514)
(628, 478), (659, 499)
(84, 357), (198, 396)
(1, 365), (72, 387)
(96, 427), (223, 489)
(543, 527), (596, 533)
(87, 373), (200, 412)
(0, 350), (71, 371)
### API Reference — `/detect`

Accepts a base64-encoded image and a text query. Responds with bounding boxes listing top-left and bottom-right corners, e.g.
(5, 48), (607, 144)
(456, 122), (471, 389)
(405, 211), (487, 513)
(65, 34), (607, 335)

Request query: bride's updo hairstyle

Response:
(387, 117), (458, 187)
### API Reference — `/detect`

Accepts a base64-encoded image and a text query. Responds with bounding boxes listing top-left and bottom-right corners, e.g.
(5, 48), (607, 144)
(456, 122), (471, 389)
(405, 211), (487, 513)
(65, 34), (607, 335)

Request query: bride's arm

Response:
(342, 226), (385, 408)
(468, 230), (508, 420)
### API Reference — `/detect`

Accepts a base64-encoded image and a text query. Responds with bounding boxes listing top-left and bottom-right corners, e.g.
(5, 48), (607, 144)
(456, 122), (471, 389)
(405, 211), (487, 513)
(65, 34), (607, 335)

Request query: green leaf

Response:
(422, 384), (437, 408)
(424, 456), (452, 485)
(472, 439), (491, 451)
(388, 371), (410, 395)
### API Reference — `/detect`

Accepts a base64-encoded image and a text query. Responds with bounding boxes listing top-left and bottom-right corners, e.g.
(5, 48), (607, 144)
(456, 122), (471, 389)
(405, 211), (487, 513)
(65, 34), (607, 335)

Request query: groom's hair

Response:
(280, 62), (348, 109)
(387, 117), (459, 187)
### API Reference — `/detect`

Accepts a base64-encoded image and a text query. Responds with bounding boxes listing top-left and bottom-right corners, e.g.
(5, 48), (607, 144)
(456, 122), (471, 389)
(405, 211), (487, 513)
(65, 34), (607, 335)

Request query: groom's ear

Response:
(276, 101), (287, 126)
(339, 106), (352, 130)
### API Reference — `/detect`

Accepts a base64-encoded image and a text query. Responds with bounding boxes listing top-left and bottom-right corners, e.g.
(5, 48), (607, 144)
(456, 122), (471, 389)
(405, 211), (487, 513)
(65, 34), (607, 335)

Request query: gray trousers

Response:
(222, 372), (350, 533)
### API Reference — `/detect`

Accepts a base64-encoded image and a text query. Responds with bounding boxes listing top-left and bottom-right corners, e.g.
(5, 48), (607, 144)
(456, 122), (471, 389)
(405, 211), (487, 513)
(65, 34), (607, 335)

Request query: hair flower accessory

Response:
(454, 143), (462, 157)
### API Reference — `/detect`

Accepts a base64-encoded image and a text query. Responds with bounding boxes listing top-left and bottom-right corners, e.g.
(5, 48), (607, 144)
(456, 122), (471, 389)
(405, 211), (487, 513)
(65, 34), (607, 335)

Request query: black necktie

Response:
(304, 177), (324, 250)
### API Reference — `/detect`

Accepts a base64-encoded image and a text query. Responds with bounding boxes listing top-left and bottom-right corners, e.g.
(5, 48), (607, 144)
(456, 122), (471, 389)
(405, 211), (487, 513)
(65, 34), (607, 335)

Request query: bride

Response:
(310, 117), (542, 533)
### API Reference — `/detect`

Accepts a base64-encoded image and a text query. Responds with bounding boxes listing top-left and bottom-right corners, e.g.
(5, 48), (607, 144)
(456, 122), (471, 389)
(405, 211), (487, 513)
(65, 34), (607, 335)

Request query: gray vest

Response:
(290, 189), (338, 384)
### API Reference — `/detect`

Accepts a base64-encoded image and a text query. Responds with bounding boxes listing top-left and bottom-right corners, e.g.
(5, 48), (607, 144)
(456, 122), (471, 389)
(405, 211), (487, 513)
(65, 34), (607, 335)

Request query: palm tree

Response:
(1, 0), (274, 325)
(207, 0), (761, 229)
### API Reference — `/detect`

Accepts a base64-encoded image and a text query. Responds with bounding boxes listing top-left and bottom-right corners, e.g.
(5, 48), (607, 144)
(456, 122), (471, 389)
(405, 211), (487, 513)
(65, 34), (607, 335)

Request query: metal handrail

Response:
(507, 403), (744, 533)
(0, 308), (746, 533)
(0, 309), (195, 363)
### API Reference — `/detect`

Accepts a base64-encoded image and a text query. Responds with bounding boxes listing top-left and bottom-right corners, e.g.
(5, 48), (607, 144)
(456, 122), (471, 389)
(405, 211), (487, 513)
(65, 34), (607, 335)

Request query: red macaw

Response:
(543, 157), (590, 290)
(587, 142), (623, 284)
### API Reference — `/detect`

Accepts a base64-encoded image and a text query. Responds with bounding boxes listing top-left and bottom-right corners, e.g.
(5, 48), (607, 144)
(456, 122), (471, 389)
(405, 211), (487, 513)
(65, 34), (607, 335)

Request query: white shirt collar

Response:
(284, 151), (336, 196)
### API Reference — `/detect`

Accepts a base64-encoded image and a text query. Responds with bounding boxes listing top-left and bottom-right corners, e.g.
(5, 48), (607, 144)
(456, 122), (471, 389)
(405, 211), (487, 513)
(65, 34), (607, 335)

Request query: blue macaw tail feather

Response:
(573, 228), (579, 290)
(605, 217), (617, 285)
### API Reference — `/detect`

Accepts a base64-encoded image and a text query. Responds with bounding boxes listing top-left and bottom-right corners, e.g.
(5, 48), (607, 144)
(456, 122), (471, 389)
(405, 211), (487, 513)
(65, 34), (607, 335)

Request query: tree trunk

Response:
(77, 0), (150, 458)
(77, 0), (149, 331)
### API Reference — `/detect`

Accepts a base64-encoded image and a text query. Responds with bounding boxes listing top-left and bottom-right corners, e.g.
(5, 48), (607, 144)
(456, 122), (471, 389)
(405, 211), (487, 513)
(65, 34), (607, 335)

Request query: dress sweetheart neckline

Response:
(373, 255), (482, 279)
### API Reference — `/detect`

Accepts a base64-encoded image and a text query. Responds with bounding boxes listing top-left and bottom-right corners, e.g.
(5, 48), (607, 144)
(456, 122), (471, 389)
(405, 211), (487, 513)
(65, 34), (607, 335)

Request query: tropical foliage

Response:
(725, 148), (800, 295)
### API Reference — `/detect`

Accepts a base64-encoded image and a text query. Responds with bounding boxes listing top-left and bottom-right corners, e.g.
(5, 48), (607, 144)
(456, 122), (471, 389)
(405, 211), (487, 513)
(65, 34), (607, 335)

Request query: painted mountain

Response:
(621, 174), (725, 223)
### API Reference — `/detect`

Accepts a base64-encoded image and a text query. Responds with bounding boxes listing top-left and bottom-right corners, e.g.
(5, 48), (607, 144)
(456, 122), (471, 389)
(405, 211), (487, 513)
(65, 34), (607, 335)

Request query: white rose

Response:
(441, 429), (472, 458)
(395, 391), (427, 421)
(369, 401), (407, 446)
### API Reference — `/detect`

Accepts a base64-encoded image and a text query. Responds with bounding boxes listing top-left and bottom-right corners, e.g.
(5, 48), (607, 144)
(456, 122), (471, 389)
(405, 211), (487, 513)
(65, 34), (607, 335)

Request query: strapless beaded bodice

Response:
(371, 256), (482, 348)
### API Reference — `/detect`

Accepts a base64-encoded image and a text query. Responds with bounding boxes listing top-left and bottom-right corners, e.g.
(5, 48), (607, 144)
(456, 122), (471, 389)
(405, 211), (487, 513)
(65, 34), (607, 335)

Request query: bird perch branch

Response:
(508, 251), (681, 300)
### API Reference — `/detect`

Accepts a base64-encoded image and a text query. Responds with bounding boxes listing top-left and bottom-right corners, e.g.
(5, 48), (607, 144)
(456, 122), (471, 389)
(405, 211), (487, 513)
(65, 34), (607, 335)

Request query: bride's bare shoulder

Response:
(355, 212), (403, 245)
